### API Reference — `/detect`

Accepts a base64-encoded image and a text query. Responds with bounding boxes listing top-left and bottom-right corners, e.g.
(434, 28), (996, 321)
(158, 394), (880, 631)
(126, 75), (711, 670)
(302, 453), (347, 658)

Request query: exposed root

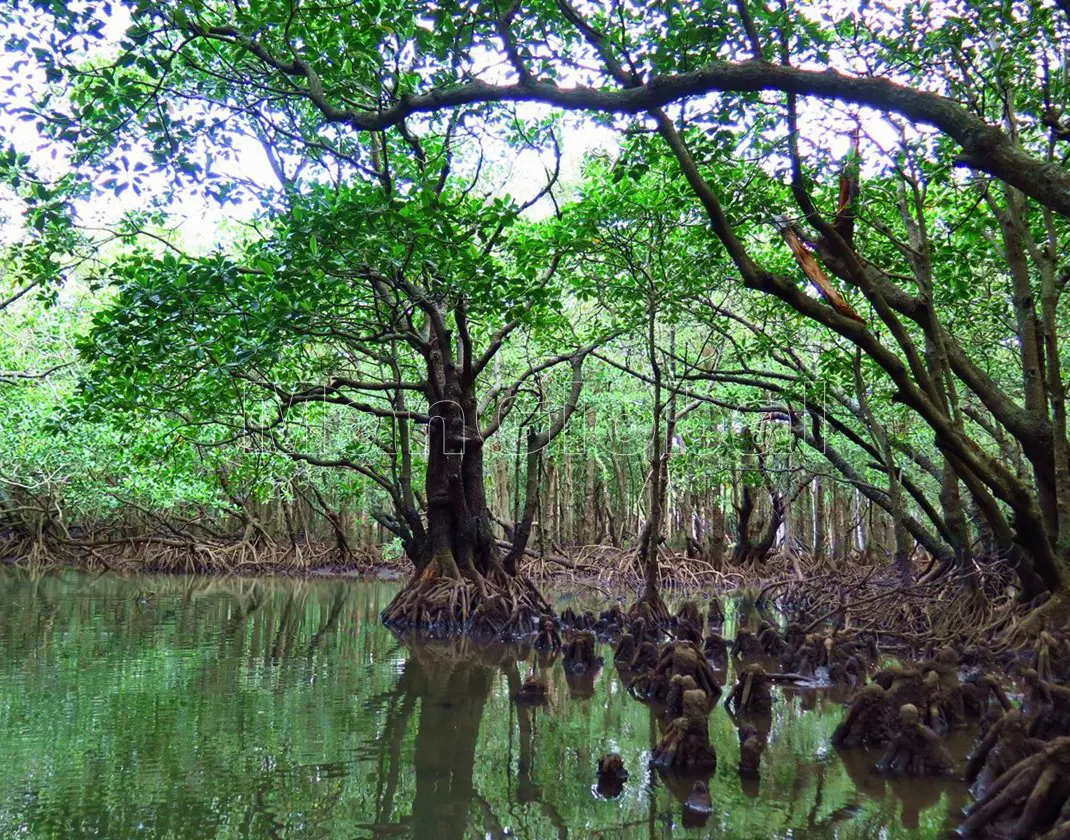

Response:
(960, 737), (1070, 839)
(1017, 594), (1070, 637)
(702, 633), (728, 670)
(831, 684), (892, 749)
(651, 689), (717, 773)
(1, 533), (379, 575)
(512, 673), (549, 705)
(562, 631), (602, 674)
(1022, 670), (1070, 740)
(875, 704), (953, 777)
(381, 569), (550, 638)
(665, 675), (700, 718)
(730, 629), (763, 660)
(962, 674), (1012, 723)
(628, 583), (671, 626)
(725, 664), (772, 716)
(966, 710), (1045, 800)
(625, 640), (659, 674)
(533, 616), (563, 651)
(613, 632), (637, 666)
(630, 641), (722, 704)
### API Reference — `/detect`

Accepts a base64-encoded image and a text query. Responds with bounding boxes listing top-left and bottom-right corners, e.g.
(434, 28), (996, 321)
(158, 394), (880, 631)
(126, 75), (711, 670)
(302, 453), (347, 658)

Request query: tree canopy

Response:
(1, 0), (1069, 615)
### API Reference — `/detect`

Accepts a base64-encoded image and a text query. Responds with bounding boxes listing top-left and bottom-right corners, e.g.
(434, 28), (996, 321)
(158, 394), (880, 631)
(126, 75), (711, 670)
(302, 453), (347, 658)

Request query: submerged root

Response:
(682, 781), (713, 828)
(652, 689), (717, 773)
(832, 684), (892, 749)
(738, 723), (763, 779)
(875, 704), (953, 777)
(512, 673), (549, 705)
(596, 753), (628, 799)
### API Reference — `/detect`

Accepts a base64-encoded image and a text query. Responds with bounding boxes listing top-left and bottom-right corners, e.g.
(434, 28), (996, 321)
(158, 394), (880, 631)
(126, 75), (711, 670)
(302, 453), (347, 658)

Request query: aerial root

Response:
(960, 738), (1070, 840)
(381, 572), (547, 637)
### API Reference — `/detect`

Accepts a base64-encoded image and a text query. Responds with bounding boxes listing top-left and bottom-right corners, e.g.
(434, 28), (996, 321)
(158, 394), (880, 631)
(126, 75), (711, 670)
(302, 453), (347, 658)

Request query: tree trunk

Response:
(813, 477), (826, 565)
(382, 313), (551, 634)
(631, 304), (670, 623)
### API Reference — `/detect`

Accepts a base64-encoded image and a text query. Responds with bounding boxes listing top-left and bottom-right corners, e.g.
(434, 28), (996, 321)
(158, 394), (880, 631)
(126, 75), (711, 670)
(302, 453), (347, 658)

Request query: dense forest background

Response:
(0, 0), (1068, 609)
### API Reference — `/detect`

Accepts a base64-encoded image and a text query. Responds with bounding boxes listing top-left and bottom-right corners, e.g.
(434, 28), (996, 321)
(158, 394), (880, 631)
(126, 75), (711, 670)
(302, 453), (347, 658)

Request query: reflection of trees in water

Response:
(836, 745), (967, 832)
(367, 639), (571, 840)
(0, 571), (401, 839)
(505, 662), (569, 838)
(0, 572), (976, 839)
(410, 648), (493, 840)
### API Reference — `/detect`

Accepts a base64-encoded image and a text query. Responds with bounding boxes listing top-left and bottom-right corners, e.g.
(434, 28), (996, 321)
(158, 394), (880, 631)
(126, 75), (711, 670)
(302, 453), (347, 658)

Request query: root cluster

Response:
(382, 571), (549, 637)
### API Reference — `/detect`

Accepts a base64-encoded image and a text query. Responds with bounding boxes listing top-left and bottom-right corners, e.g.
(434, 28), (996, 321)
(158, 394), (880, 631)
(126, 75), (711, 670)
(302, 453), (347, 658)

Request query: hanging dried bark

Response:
(778, 223), (865, 323)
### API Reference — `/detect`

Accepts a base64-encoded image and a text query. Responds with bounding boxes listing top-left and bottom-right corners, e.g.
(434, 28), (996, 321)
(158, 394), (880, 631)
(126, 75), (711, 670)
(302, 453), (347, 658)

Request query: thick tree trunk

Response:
(382, 319), (551, 635)
(732, 483), (785, 566)
(631, 306), (670, 623)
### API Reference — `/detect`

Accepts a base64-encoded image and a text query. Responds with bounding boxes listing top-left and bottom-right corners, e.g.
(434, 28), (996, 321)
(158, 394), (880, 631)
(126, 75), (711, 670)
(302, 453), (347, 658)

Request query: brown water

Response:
(0, 569), (973, 838)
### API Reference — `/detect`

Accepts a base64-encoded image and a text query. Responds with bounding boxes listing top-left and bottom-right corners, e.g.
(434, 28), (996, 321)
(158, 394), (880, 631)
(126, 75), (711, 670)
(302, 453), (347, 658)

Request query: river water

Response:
(0, 569), (973, 838)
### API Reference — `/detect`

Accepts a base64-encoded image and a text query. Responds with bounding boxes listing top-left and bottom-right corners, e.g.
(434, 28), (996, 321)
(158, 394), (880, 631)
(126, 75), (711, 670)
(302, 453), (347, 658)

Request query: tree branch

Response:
(187, 22), (1070, 217)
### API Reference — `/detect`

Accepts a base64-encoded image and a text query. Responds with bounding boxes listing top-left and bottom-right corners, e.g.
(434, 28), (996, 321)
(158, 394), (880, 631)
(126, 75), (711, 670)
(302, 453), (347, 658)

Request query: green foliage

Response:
(0, 0), (1067, 580)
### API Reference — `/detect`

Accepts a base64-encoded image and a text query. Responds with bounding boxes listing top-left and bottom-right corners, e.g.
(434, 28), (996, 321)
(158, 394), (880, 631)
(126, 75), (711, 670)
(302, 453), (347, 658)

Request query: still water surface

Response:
(0, 570), (971, 839)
